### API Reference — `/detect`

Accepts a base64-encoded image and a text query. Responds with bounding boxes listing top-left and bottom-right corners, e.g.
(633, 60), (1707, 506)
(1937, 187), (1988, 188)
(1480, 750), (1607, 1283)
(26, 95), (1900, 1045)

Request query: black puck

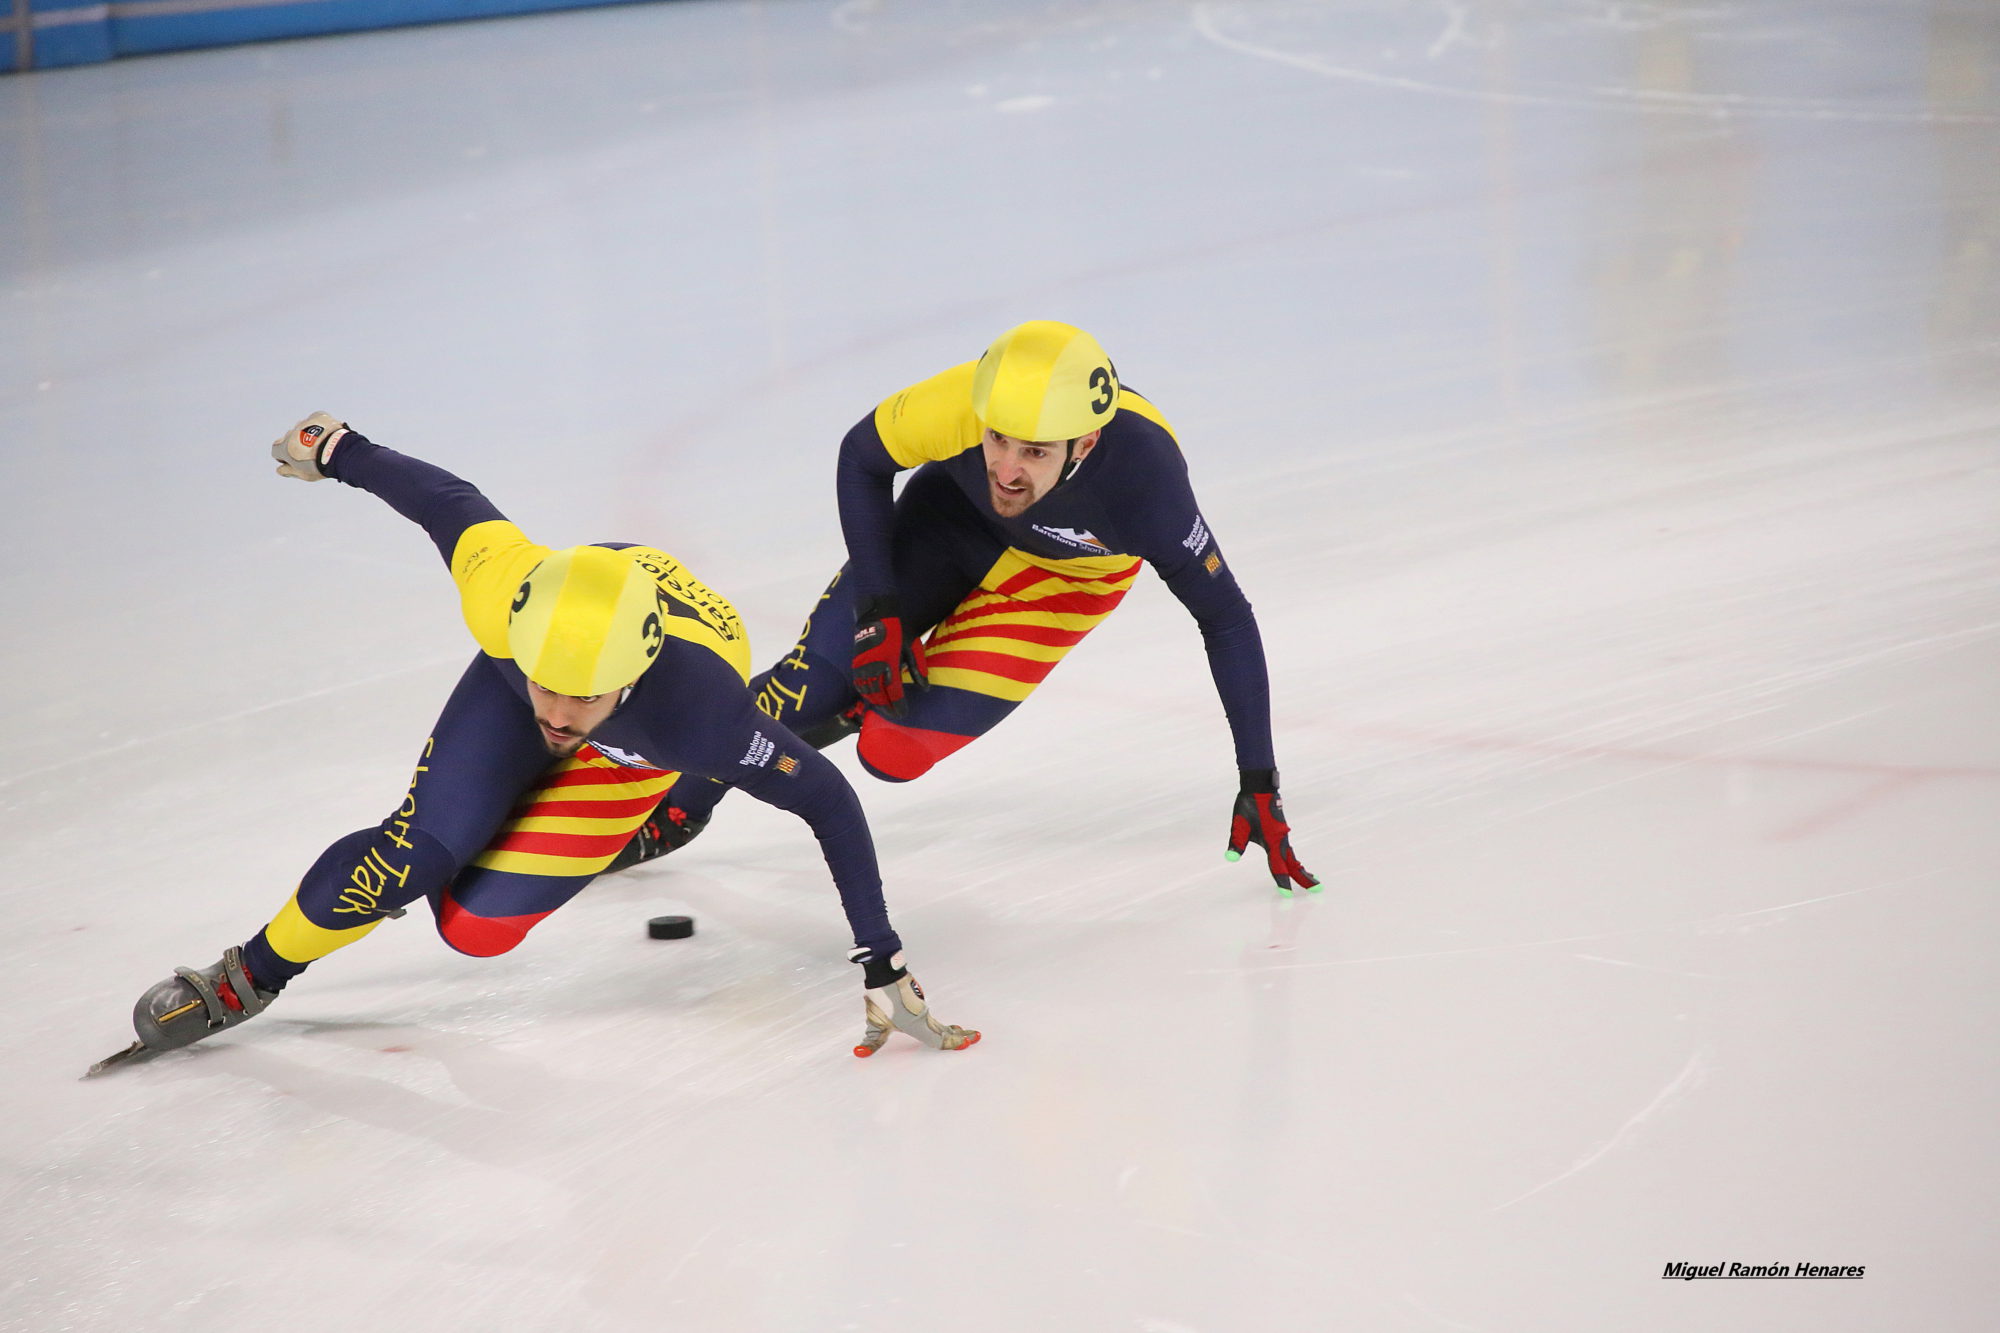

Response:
(647, 914), (695, 940)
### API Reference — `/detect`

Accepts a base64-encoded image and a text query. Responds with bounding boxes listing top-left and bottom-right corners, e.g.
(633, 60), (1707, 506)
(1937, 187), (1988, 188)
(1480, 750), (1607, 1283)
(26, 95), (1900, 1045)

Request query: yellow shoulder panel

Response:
(873, 361), (983, 469)
(1117, 387), (1178, 443)
(451, 520), (551, 659)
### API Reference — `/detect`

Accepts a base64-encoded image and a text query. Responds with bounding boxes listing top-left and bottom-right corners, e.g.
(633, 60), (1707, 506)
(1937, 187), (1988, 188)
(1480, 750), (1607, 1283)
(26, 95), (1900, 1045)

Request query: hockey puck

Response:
(647, 914), (695, 940)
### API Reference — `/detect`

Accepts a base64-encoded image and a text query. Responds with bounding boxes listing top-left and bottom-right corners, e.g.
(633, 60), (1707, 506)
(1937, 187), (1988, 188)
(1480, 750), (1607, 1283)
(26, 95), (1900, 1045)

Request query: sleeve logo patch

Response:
(774, 754), (799, 775)
(1204, 551), (1223, 576)
(739, 731), (776, 768)
(1183, 516), (1211, 553)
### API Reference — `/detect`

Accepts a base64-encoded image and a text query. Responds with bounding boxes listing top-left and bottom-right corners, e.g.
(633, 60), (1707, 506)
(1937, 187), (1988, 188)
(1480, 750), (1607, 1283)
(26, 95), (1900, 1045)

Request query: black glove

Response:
(1226, 768), (1319, 895)
(851, 596), (928, 717)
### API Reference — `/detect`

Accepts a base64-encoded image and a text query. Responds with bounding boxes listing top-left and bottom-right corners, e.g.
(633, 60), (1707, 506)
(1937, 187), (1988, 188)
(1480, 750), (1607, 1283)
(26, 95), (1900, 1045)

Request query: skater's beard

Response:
(538, 722), (593, 758)
(527, 681), (622, 759)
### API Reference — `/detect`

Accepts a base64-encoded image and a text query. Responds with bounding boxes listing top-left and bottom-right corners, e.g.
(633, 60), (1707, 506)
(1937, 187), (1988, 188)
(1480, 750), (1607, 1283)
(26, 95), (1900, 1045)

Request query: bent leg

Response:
(661, 469), (1001, 822)
(856, 548), (1144, 782)
(240, 655), (556, 989)
(436, 747), (678, 956)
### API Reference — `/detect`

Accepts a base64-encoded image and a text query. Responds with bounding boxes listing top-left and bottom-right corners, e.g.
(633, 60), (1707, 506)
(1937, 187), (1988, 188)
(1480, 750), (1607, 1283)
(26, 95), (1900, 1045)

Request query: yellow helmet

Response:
(507, 546), (666, 696)
(971, 321), (1119, 441)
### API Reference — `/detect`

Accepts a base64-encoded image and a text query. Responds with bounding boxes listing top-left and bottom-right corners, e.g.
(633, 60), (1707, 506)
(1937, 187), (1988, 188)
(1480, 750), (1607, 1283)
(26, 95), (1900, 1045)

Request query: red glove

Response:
(852, 596), (928, 717)
(1226, 768), (1319, 894)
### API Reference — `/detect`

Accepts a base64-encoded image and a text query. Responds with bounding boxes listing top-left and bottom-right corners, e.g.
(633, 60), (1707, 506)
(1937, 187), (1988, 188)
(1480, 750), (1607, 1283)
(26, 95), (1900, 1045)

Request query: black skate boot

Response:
(796, 701), (867, 750)
(88, 946), (277, 1075)
(605, 804), (710, 873)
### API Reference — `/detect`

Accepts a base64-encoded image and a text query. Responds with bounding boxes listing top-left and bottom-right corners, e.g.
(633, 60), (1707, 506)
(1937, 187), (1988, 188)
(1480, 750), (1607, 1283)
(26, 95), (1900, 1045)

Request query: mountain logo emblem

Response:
(1032, 525), (1108, 551)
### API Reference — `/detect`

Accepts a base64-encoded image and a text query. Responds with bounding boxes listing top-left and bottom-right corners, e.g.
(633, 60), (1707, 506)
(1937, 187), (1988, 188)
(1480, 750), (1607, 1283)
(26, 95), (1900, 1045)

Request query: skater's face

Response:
(528, 680), (622, 758)
(981, 428), (1099, 518)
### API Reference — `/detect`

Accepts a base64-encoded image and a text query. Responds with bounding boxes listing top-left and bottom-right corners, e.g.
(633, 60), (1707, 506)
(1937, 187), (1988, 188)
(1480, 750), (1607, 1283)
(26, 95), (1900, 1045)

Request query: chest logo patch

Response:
(594, 742), (664, 771)
(1032, 524), (1109, 552)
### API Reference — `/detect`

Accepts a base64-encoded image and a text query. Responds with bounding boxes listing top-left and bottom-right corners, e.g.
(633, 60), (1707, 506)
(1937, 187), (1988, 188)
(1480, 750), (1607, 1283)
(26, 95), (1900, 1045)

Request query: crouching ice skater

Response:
(91, 413), (976, 1075)
(619, 321), (1317, 893)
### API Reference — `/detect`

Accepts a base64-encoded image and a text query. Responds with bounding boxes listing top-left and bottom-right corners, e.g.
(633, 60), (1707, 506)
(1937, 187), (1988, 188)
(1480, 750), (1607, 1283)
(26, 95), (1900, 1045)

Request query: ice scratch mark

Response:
(1492, 1045), (1712, 1211)
(1189, 3), (1999, 124)
(1425, 2), (1470, 60)
(1137, 1220), (1415, 1322)
(1187, 869), (1948, 976)
(657, 1223), (722, 1287)
(1768, 771), (1927, 842)
(1570, 953), (1719, 980)
(0, 655), (464, 791)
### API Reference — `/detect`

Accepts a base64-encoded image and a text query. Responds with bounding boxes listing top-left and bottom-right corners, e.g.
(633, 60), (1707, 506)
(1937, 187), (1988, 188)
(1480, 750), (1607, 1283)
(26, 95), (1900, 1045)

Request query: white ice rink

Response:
(3, 1), (1997, 1329)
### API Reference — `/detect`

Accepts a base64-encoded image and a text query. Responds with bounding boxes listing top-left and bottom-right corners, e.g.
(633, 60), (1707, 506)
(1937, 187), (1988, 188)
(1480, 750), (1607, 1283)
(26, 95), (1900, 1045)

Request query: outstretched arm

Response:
(1160, 560), (1318, 895)
(273, 413), (507, 564)
(663, 661), (979, 1054)
(1127, 440), (1317, 895)
(271, 413), (549, 660)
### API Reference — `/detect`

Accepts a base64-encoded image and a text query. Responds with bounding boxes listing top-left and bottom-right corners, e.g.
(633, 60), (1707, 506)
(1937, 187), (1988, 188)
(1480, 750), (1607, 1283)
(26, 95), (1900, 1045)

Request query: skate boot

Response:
(796, 701), (866, 750)
(605, 803), (710, 873)
(88, 947), (277, 1074)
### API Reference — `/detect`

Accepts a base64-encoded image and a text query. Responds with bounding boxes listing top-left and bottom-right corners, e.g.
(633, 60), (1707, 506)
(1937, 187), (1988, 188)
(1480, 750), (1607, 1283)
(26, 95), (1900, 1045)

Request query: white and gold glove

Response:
(848, 947), (980, 1056)
(271, 411), (349, 481)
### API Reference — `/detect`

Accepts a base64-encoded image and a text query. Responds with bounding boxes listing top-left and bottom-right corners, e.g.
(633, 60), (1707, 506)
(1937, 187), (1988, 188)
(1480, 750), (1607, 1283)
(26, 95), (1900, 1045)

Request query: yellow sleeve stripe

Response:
(873, 361), (983, 469)
(1117, 388), (1177, 441)
(450, 520), (552, 659)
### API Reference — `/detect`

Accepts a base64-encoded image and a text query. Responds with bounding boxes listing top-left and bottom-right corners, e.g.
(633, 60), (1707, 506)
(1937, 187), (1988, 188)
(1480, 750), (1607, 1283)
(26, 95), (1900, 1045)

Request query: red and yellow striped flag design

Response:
(923, 549), (1142, 702)
(471, 746), (680, 877)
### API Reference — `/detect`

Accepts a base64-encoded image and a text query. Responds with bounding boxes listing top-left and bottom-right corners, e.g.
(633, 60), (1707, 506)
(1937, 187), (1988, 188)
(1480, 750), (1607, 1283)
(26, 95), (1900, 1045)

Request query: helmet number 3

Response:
(1089, 366), (1115, 415)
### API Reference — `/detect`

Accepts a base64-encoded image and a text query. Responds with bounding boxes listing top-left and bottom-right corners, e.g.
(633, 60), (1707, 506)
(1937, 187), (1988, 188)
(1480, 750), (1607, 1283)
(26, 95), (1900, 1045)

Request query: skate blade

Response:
(84, 1041), (154, 1078)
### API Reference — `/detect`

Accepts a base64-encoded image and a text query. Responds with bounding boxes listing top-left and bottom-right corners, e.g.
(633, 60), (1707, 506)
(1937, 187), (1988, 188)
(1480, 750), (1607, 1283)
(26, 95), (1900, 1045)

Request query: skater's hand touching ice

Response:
(1226, 769), (1319, 895)
(848, 947), (979, 1056)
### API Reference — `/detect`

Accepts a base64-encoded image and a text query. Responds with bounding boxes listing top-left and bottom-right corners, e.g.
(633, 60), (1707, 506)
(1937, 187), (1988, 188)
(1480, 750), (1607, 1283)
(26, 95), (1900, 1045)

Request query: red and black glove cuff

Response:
(853, 596), (927, 715)
(1228, 768), (1318, 893)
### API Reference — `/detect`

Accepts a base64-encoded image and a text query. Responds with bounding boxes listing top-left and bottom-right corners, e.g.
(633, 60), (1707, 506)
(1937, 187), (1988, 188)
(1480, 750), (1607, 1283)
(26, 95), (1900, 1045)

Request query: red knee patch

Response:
(435, 897), (551, 958)
(856, 714), (975, 783)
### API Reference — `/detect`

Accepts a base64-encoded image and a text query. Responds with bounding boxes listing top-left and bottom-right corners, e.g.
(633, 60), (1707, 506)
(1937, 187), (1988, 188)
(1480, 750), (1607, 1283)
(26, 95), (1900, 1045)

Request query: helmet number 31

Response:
(1090, 365), (1116, 415)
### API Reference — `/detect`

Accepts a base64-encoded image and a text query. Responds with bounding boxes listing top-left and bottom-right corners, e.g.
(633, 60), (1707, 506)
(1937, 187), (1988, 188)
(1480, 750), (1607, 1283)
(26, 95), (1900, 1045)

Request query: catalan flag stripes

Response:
(922, 549), (1142, 702)
(470, 745), (680, 877)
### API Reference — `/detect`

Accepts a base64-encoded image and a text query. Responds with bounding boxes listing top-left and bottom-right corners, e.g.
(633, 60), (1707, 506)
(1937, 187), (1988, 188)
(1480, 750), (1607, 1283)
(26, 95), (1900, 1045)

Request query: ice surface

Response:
(2, 1), (1997, 1330)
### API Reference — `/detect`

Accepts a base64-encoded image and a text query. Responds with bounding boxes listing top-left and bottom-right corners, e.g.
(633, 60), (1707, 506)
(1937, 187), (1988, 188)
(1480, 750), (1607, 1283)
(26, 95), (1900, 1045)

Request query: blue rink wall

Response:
(4, 0), (665, 73)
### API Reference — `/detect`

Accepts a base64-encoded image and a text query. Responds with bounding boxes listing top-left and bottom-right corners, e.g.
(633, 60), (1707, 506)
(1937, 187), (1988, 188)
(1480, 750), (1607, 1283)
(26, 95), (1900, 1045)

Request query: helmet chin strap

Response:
(1058, 437), (1085, 487)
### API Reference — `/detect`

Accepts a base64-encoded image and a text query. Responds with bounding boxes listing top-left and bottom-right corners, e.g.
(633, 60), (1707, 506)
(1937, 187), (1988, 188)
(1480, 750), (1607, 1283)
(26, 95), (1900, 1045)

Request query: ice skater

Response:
(620, 321), (1317, 893)
(94, 414), (976, 1074)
